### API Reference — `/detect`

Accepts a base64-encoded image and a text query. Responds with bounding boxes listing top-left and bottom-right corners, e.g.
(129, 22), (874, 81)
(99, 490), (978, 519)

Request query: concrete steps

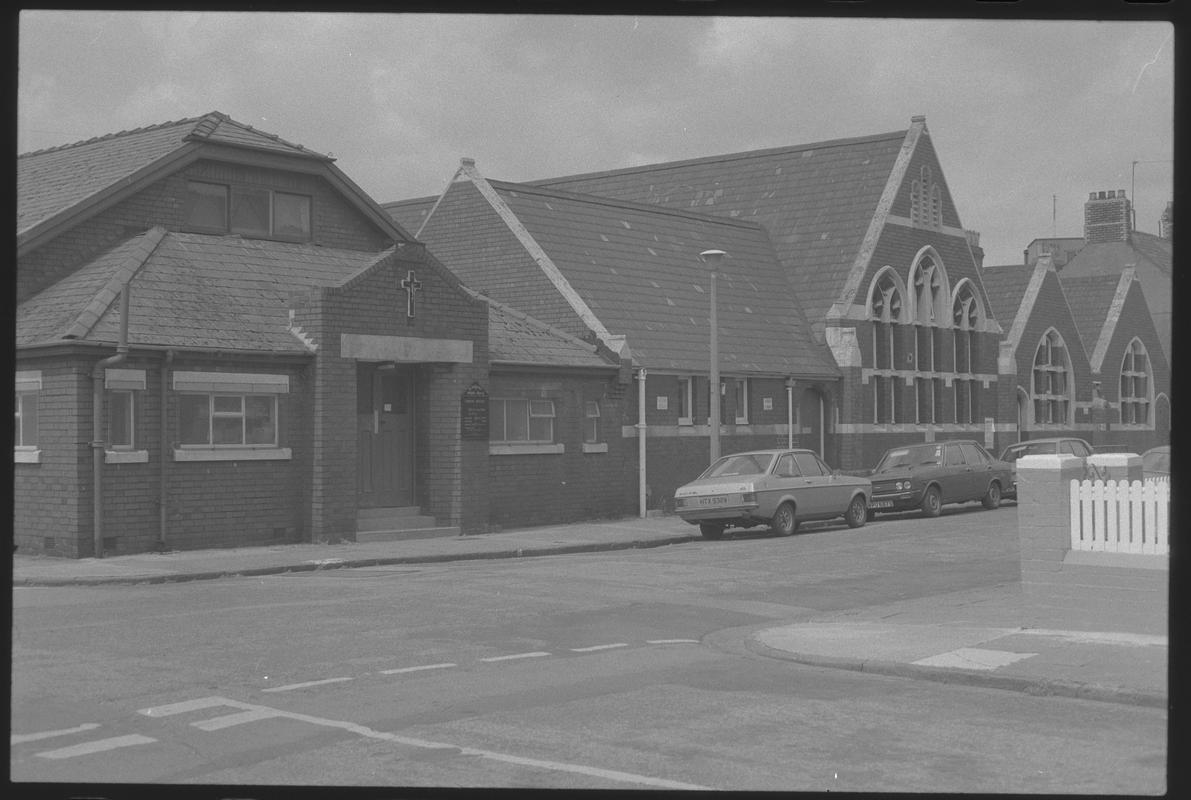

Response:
(355, 506), (460, 542)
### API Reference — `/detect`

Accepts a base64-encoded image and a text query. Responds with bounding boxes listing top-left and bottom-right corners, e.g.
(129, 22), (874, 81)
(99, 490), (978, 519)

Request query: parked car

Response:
(673, 449), (871, 539)
(1141, 445), (1170, 480)
(998, 437), (1094, 499)
(867, 440), (1012, 518)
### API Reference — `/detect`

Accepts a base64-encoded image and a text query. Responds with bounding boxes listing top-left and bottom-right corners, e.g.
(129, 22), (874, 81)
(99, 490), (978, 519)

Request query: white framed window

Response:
(490, 397), (555, 443)
(916, 377), (934, 424)
(1119, 339), (1152, 425)
(1031, 329), (1072, 425)
(179, 394), (278, 446)
(15, 370), (41, 463)
(952, 283), (979, 374)
(869, 269), (903, 370)
(733, 378), (749, 424)
(108, 391), (134, 449)
(677, 377), (693, 425)
(874, 375), (902, 424)
(584, 399), (601, 443)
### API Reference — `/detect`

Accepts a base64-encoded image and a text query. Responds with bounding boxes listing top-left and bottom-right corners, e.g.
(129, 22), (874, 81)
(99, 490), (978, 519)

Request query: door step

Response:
(355, 507), (460, 542)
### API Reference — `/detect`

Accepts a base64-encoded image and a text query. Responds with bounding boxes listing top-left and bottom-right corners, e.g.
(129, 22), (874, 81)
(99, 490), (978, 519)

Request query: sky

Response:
(17, 10), (1175, 268)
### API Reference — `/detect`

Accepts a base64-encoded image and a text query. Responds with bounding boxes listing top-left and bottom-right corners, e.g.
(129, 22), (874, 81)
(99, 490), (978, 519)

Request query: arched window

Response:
(869, 269), (904, 424)
(952, 283), (980, 424)
(1032, 330), (1072, 425)
(910, 253), (947, 423)
(1119, 339), (1152, 425)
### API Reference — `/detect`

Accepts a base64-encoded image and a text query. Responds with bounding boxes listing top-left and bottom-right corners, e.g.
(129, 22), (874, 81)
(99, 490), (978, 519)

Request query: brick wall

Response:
(1083, 191), (1132, 245)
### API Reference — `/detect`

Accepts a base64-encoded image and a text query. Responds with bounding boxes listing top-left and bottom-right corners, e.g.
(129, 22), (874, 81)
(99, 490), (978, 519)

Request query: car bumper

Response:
(677, 504), (765, 525)
(867, 489), (922, 512)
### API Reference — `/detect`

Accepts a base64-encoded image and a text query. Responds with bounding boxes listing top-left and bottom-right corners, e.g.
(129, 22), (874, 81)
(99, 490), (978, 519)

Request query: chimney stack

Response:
(1084, 189), (1132, 244)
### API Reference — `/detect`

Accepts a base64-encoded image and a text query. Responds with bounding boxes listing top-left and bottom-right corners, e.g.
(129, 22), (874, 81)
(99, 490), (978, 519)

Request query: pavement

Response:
(11, 515), (1168, 709)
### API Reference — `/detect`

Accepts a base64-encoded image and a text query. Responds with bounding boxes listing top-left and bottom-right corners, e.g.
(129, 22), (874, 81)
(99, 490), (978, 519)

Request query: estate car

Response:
(674, 449), (871, 539)
(998, 437), (1094, 499)
(867, 440), (1012, 518)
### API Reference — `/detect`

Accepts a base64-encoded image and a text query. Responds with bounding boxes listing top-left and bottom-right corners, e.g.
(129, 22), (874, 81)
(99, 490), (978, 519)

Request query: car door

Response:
(792, 451), (830, 516)
(942, 443), (971, 501)
(763, 452), (801, 517)
(960, 442), (993, 499)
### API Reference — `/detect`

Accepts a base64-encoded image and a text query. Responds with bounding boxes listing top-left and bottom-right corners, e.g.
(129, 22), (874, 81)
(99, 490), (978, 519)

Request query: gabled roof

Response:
(17, 111), (414, 253)
(977, 264), (1034, 328)
(16, 228), (389, 353)
(1060, 271), (1133, 371)
(412, 162), (839, 378)
(525, 127), (915, 324)
(384, 196), (439, 237)
(1061, 233), (1171, 277)
(473, 290), (619, 370)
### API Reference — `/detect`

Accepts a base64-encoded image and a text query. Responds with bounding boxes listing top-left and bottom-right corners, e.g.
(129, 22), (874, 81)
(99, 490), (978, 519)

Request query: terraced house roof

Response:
(410, 163), (839, 378)
(17, 111), (332, 240)
(16, 228), (387, 353)
(978, 264), (1035, 327)
(1060, 273), (1123, 357)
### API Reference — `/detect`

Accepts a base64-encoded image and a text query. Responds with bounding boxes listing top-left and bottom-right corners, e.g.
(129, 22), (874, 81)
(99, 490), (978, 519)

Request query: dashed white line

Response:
(646, 638), (700, 645)
(140, 697), (229, 717)
(36, 734), (157, 760)
(380, 662), (458, 675)
(570, 643), (630, 652)
(262, 676), (355, 693)
(480, 651), (551, 662)
(12, 723), (101, 744)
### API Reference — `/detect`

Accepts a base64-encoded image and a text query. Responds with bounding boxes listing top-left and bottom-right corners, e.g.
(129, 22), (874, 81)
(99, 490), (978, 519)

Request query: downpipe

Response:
(91, 284), (131, 558)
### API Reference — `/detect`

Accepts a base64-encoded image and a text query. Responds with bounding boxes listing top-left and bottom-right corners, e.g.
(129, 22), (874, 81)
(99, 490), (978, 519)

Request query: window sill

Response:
(14, 449), (41, 464)
(582, 442), (608, 454)
(106, 450), (149, 464)
(173, 447), (292, 462)
(489, 443), (565, 456)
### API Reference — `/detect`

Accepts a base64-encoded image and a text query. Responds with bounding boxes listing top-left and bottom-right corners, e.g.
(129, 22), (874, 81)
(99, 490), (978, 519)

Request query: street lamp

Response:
(701, 249), (726, 463)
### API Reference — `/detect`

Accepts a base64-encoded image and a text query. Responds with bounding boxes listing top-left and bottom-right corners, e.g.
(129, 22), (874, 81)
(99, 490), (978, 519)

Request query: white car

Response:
(674, 449), (871, 539)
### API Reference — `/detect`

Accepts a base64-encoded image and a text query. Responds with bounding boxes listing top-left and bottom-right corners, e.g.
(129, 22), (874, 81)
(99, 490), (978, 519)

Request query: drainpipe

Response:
(158, 349), (174, 551)
(785, 378), (795, 449)
(636, 368), (648, 518)
(91, 284), (131, 558)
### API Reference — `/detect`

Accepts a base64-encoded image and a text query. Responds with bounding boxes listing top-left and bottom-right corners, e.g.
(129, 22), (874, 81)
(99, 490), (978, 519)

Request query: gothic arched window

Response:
(869, 270), (904, 424)
(1119, 339), (1152, 425)
(1032, 330), (1072, 425)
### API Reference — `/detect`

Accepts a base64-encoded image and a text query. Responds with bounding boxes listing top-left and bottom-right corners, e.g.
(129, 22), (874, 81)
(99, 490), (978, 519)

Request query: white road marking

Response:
(12, 723), (101, 744)
(139, 697), (230, 717)
(570, 643), (630, 652)
(192, 709), (282, 731)
(646, 638), (700, 645)
(912, 647), (1037, 671)
(150, 696), (711, 790)
(380, 662), (457, 675)
(480, 651), (551, 662)
(261, 676), (355, 693)
(36, 734), (157, 760)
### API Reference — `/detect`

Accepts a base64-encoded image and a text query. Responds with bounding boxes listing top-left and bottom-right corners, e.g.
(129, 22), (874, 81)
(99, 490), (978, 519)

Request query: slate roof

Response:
(16, 228), (386, 353)
(418, 172), (839, 377)
(1061, 234), (1171, 278)
(476, 291), (619, 369)
(384, 196), (439, 237)
(526, 130), (908, 324)
(1058, 273), (1122, 356)
(17, 111), (332, 238)
(978, 264), (1034, 327)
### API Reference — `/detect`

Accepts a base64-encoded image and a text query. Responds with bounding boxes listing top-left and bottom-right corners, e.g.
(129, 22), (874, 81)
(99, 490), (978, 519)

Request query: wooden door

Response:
(357, 365), (414, 507)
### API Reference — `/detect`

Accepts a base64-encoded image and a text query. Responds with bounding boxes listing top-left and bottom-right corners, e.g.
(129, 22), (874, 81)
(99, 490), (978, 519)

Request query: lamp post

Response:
(701, 249), (726, 463)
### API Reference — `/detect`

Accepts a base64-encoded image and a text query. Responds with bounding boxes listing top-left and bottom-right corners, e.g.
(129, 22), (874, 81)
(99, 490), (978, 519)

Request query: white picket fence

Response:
(1069, 479), (1170, 555)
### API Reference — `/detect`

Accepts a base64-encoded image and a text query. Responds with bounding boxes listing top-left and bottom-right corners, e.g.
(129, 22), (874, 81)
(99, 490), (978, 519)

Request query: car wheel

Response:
(845, 495), (867, 528)
(981, 481), (1002, 510)
(920, 485), (942, 518)
(770, 502), (799, 536)
(699, 523), (724, 540)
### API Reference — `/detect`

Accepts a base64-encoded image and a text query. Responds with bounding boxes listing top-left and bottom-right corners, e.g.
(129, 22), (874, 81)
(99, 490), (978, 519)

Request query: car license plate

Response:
(697, 496), (729, 506)
(870, 499), (894, 509)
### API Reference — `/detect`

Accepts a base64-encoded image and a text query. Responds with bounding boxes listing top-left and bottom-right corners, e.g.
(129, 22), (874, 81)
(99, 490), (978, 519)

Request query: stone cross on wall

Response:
(401, 270), (423, 318)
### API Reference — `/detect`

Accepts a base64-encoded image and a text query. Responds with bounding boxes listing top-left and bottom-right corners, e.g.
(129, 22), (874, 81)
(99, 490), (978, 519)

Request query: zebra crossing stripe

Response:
(36, 734), (156, 760)
(12, 723), (101, 744)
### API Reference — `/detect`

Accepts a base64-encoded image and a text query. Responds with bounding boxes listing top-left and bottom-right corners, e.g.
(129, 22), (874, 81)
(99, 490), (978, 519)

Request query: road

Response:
(11, 505), (1167, 792)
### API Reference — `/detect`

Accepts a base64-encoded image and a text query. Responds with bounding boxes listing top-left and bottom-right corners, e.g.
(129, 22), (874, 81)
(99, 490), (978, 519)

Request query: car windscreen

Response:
(700, 453), (775, 479)
(874, 445), (941, 472)
(1143, 449), (1170, 473)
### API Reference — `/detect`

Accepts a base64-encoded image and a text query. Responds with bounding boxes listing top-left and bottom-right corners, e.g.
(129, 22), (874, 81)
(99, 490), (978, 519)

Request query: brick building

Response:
(15, 113), (625, 557)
